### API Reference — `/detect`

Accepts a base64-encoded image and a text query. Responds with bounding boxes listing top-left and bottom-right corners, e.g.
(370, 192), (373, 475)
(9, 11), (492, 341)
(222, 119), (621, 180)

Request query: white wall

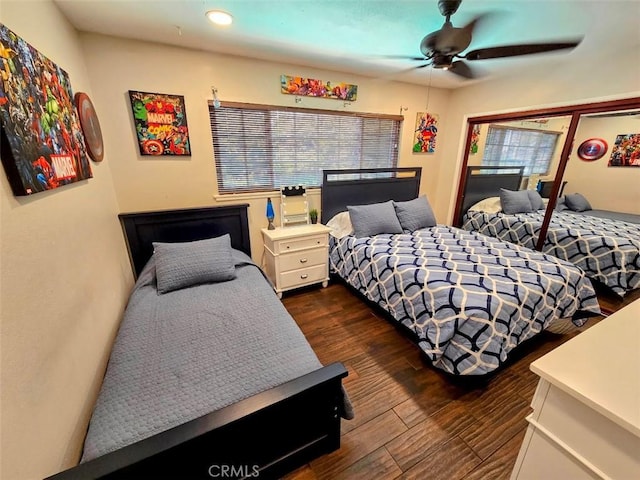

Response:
(437, 43), (640, 222)
(79, 33), (452, 260)
(564, 115), (640, 213)
(0, 1), (133, 478)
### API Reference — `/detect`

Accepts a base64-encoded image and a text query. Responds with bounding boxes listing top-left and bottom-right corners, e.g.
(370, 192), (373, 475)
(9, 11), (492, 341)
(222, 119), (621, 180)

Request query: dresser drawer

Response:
(275, 234), (327, 254)
(278, 248), (327, 273)
(279, 264), (327, 290)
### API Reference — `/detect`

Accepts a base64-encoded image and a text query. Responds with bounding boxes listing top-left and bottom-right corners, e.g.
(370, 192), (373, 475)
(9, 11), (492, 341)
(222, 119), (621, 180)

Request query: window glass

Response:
(210, 103), (401, 193)
(483, 125), (560, 176)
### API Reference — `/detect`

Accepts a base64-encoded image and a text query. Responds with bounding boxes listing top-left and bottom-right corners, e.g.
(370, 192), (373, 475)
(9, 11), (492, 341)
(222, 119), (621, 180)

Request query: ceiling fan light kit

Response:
(391, 0), (581, 79)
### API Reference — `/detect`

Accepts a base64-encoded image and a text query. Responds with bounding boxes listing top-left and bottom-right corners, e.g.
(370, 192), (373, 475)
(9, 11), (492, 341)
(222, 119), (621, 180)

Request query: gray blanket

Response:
(330, 226), (600, 375)
(81, 251), (349, 462)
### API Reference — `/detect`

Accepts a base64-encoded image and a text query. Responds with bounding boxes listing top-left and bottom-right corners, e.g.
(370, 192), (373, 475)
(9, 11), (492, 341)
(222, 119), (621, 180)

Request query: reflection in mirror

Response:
(543, 109), (640, 300)
(459, 116), (571, 249)
(459, 106), (640, 301)
(466, 116), (570, 193)
(564, 109), (640, 216)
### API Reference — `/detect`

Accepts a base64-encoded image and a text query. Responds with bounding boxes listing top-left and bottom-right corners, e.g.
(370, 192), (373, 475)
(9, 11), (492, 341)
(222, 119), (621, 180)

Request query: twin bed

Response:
(322, 168), (600, 376)
(460, 167), (640, 297)
(49, 205), (351, 480)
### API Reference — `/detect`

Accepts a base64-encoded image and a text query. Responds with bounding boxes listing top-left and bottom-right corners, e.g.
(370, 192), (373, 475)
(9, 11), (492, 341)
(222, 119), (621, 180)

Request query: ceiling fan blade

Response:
(465, 41), (581, 61)
(448, 60), (475, 79)
(372, 63), (432, 82)
(435, 13), (490, 53)
(378, 54), (428, 61)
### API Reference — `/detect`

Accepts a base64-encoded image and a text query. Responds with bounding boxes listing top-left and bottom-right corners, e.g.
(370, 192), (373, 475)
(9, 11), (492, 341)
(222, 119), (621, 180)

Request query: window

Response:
(482, 125), (560, 176)
(209, 102), (402, 193)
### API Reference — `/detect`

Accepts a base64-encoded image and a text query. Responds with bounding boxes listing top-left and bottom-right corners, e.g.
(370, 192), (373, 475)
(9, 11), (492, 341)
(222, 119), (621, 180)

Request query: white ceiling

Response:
(54, 0), (640, 90)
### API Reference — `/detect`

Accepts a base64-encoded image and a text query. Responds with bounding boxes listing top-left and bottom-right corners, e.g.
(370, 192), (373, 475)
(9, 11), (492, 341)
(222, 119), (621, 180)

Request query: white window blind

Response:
(210, 102), (402, 193)
(482, 125), (560, 176)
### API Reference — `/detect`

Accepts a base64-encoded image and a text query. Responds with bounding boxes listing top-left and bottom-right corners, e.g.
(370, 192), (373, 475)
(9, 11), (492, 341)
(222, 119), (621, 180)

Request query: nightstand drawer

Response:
(275, 234), (327, 254)
(278, 248), (327, 273)
(280, 264), (327, 290)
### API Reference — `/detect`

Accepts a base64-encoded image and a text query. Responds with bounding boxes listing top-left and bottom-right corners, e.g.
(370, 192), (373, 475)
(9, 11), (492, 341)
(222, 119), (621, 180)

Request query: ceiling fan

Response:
(391, 0), (582, 79)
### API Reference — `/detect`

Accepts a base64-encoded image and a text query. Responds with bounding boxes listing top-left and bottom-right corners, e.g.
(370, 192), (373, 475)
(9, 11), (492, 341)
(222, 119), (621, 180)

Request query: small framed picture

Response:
(128, 90), (191, 156)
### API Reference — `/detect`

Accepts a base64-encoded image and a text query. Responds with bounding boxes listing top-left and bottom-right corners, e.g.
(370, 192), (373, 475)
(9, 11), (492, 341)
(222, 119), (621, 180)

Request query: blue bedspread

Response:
(81, 251), (339, 462)
(330, 226), (600, 375)
(463, 210), (640, 296)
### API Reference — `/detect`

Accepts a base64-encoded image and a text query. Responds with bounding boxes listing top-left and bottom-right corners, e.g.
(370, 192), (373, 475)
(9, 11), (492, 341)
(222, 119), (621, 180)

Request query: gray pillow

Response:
(153, 234), (236, 294)
(564, 193), (592, 212)
(393, 196), (437, 231)
(500, 188), (533, 214)
(555, 196), (569, 211)
(347, 200), (403, 237)
(527, 190), (545, 211)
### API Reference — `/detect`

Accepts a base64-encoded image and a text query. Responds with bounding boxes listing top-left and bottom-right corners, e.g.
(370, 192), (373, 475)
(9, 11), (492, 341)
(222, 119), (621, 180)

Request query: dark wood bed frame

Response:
(321, 167), (422, 223)
(458, 166), (524, 221)
(47, 204), (348, 480)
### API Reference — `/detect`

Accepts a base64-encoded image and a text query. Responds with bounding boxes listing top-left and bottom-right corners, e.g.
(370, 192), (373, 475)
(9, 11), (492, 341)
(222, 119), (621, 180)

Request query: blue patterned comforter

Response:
(463, 210), (640, 297)
(330, 226), (600, 375)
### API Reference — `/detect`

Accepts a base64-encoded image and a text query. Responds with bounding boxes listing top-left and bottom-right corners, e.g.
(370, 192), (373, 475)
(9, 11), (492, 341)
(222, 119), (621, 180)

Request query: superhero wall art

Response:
(0, 23), (92, 196)
(128, 90), (191, 156)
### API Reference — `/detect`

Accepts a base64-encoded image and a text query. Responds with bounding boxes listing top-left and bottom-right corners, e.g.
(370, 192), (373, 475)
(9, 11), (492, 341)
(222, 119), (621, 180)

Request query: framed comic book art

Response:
(413, 112), (439, 153)
(0, 23), (92, 196)
(128, 90), (191, 156)
(608, 133), (640, 167)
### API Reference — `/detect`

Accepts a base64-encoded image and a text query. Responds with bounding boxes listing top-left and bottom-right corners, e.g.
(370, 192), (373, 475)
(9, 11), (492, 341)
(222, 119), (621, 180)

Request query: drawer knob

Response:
(299, 258), (308, 263)
(300, 274), (308, 279)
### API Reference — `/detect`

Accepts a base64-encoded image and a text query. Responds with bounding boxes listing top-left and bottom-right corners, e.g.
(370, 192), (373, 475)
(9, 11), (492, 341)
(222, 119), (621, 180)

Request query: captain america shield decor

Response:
(577, 138), (608, 161)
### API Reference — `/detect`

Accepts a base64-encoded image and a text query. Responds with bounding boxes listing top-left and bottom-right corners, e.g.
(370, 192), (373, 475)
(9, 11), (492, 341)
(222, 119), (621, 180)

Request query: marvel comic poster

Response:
(413, 112), (439, 153)
(0, 23), (92, 196)
(608, 133), (640, 167)
(128, 91), (190, 156)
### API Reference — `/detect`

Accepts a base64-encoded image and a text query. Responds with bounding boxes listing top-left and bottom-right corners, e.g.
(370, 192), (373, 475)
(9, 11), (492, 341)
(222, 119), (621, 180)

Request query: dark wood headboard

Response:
(119, 204), (251, 278)
(321, 168), (422, 222)
(461, 166), (524, 216)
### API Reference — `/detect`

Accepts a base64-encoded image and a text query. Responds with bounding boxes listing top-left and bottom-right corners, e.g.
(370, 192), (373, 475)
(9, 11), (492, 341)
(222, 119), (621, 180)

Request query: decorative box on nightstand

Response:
(261, 224), (331, 298)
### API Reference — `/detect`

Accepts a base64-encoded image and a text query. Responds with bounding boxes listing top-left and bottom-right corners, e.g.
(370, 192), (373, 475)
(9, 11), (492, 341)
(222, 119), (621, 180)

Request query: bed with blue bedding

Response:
(329, 226), (600, 375)
(322, 168), (600, 377)
(49, 205), (351, 480)
(458, 167), (640, 297)
(463, 209), (640, 297)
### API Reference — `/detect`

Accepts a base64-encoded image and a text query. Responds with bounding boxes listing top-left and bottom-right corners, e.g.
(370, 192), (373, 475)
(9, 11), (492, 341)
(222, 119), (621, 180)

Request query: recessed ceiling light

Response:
(206, 10), (233, 26)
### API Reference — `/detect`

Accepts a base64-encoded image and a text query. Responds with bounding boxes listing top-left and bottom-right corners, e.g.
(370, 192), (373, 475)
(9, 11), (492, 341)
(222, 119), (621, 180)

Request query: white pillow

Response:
(468, 196), (502, 214)
(326, 211), (354, 239)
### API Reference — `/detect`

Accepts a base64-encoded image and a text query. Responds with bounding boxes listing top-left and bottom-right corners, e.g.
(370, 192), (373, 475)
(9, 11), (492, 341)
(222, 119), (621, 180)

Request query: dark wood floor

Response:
(280, 281), (636, 480)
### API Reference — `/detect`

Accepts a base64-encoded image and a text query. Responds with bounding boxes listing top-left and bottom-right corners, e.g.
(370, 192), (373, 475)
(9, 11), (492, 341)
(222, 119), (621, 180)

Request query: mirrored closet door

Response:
(564, 109), (640, 219)
(455, 114), (572, 250)
(453, 97), (640, 299)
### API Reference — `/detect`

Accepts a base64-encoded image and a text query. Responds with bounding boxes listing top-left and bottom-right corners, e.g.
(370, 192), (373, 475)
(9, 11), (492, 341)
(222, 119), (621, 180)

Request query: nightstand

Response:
(261, 224), (331, 298)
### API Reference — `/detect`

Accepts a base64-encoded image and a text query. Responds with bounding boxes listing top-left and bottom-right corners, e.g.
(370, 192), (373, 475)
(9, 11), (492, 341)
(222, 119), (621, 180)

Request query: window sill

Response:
(214, 188), (321, 202)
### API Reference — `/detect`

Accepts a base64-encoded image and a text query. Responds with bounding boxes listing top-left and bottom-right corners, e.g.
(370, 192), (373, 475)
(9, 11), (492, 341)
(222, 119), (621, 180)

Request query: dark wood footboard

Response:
(46, 363), (348, 480)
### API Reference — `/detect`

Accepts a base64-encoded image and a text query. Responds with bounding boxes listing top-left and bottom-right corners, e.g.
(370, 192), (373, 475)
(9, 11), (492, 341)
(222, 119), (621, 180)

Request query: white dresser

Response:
(511, 301), (640, 480)
(261, 224), (331, 298)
